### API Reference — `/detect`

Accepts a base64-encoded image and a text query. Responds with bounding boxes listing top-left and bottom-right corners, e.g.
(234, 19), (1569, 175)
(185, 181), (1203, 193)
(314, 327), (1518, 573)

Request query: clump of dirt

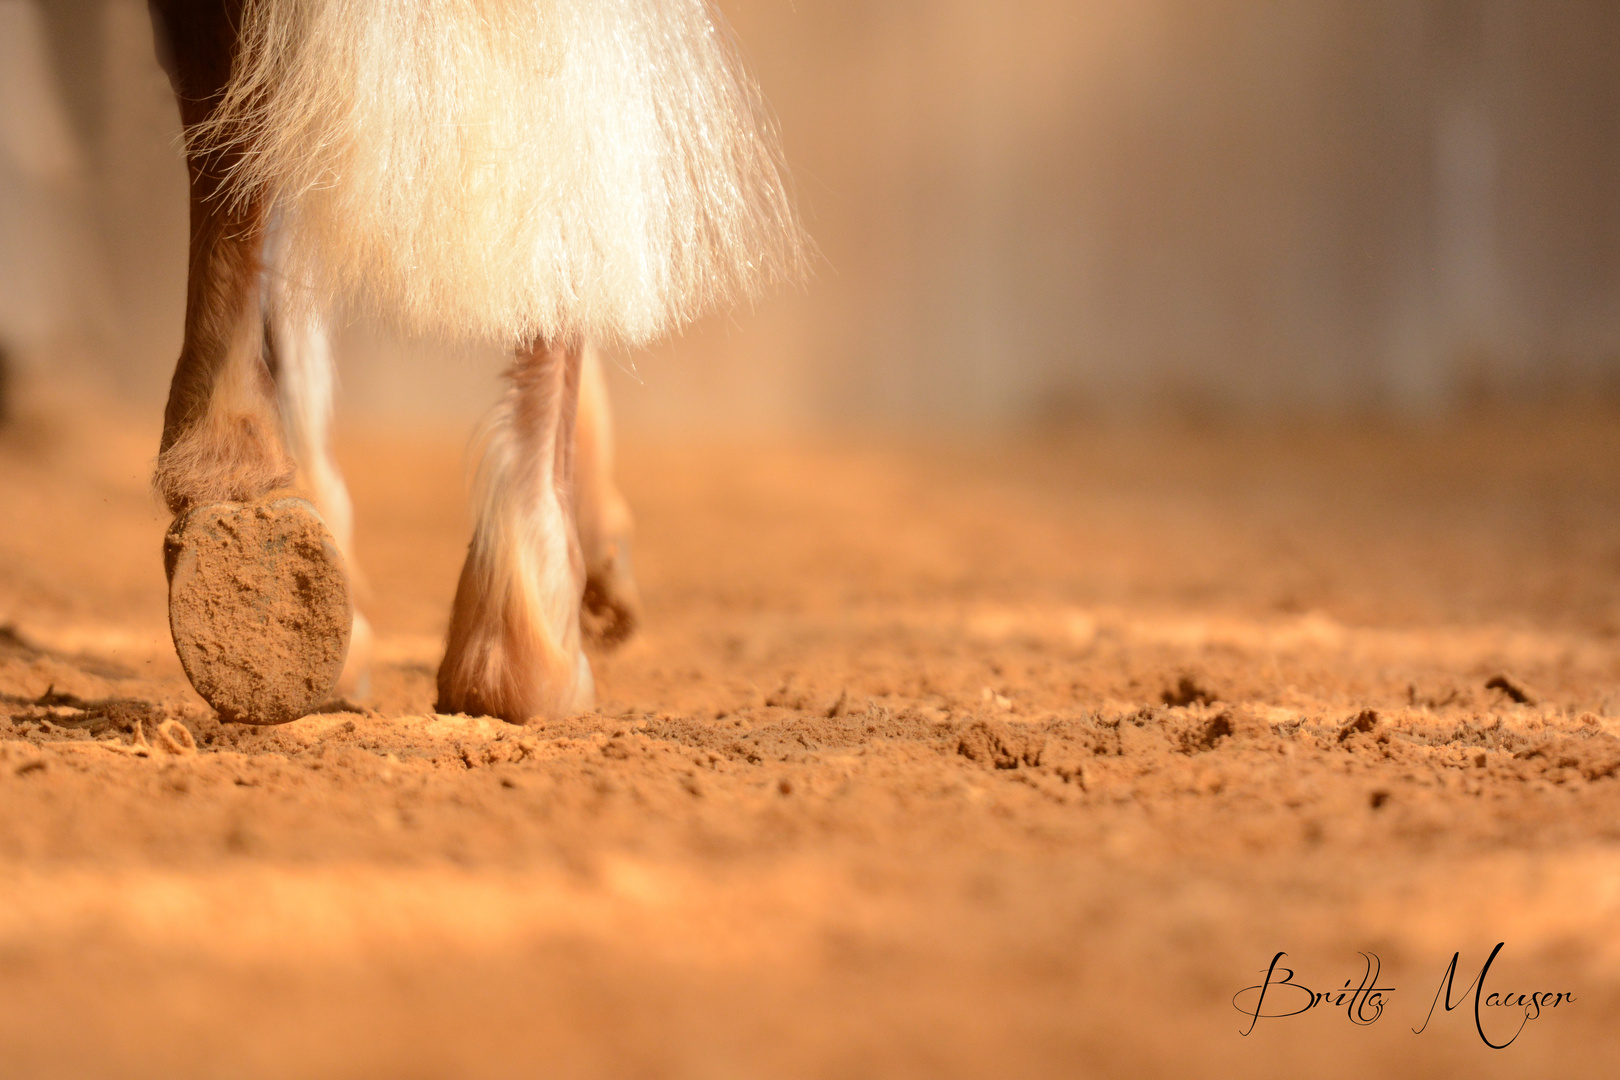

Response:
(1337, 707), (1381, 741)
(957, 717), (1044, 768)
(1162, 673), (1218, 707)
(1486, 672), (1538, 704)
(165, 497), (351, 725)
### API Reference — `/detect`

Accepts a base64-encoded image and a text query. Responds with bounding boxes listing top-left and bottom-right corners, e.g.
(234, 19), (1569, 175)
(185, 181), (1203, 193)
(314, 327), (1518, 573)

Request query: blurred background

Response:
(3, 0), (1619, 432)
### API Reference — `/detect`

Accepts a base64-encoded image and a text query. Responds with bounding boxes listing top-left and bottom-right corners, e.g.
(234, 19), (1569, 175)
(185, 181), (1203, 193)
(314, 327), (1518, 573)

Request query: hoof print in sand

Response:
(165, 497), (352, 725)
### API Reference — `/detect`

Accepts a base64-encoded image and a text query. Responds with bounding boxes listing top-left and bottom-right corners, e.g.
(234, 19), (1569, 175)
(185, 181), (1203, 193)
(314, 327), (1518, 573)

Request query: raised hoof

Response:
(165, 497), (352, 725)
(580, 544), (641, 650)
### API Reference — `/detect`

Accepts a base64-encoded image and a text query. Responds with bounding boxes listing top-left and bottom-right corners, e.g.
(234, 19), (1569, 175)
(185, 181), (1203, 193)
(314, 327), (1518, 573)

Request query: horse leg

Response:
(575, 345), (641, 648)
(151, 0), (352, 724)
(150, 0), (288, 512)
(437, 339), (592, 723)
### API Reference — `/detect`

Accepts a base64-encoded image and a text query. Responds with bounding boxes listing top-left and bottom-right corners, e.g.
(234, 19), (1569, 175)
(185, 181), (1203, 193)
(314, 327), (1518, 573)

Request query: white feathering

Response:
(200, 0), (803, 347)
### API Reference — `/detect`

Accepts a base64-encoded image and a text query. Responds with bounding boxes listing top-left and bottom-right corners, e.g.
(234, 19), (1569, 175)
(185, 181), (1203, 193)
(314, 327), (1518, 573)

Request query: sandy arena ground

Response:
(2, 397), (1620, 1078)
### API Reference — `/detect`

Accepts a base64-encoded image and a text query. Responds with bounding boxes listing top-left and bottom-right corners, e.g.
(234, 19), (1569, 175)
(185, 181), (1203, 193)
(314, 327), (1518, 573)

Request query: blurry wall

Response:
(0, 0), (111, 379)
(6, 0), (1620, 429)
(720, 0), (1620, 423)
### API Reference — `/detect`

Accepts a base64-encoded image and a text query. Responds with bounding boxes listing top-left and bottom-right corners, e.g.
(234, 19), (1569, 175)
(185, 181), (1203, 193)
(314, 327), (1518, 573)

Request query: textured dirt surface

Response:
(3, 400), (1620, 1078)
(166, 497), (352, 724)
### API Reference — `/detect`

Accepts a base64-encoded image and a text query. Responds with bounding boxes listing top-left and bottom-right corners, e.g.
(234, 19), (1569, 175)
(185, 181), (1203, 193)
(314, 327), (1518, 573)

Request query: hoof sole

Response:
(166, 497), (352, 725)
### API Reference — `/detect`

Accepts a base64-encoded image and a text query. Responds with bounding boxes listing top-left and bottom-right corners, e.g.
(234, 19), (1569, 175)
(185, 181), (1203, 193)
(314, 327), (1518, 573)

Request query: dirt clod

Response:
(1485, 672), (1537, 705)
(1176, 709), (1236, 753)
(1337, 708), (1380, 742)
(1162, 674), (1217, 707)
(956, 718), (1043, 769)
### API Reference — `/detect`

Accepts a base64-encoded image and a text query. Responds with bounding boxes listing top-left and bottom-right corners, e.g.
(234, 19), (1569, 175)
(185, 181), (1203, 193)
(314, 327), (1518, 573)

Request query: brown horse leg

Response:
(150, 0), (293, 513)
(149, 1), (351, 724)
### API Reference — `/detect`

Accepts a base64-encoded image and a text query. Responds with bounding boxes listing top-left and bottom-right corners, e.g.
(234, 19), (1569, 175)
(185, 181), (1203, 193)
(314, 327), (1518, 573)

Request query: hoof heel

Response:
(581, 543), (641, 650)
(166, 497), (352, 724)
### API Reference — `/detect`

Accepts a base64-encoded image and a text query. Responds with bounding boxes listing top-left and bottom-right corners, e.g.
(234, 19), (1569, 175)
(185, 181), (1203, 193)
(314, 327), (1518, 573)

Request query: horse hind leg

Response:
(575, 345), (641, 648)
(151, 197), (294, 514)
(156, 209), (355, 725)
(152, 0), (353, 725)
(149, 0), (291, 516)
(437, 339), (593, 723)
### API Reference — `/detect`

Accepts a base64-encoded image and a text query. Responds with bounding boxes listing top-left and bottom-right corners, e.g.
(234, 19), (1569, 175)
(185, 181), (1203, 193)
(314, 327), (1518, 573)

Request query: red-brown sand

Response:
(2, 399), (1619, 1078)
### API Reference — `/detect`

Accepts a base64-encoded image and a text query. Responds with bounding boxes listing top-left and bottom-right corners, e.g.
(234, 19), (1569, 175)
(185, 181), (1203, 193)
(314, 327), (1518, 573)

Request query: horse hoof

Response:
(581, 542), (641, 650)
(165, 496), (352, 724)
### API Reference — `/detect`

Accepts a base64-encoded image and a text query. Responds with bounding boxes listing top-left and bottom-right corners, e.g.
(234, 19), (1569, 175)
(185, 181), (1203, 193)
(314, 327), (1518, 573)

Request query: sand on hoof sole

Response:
(165, 497), (352, 725)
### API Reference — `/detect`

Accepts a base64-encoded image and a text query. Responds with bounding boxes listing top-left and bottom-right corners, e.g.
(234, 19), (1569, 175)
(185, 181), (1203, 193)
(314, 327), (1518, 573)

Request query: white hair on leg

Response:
(262, 220), (373, 698)
(438, 340), (592, 723)
(198, 0), (805, 349)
